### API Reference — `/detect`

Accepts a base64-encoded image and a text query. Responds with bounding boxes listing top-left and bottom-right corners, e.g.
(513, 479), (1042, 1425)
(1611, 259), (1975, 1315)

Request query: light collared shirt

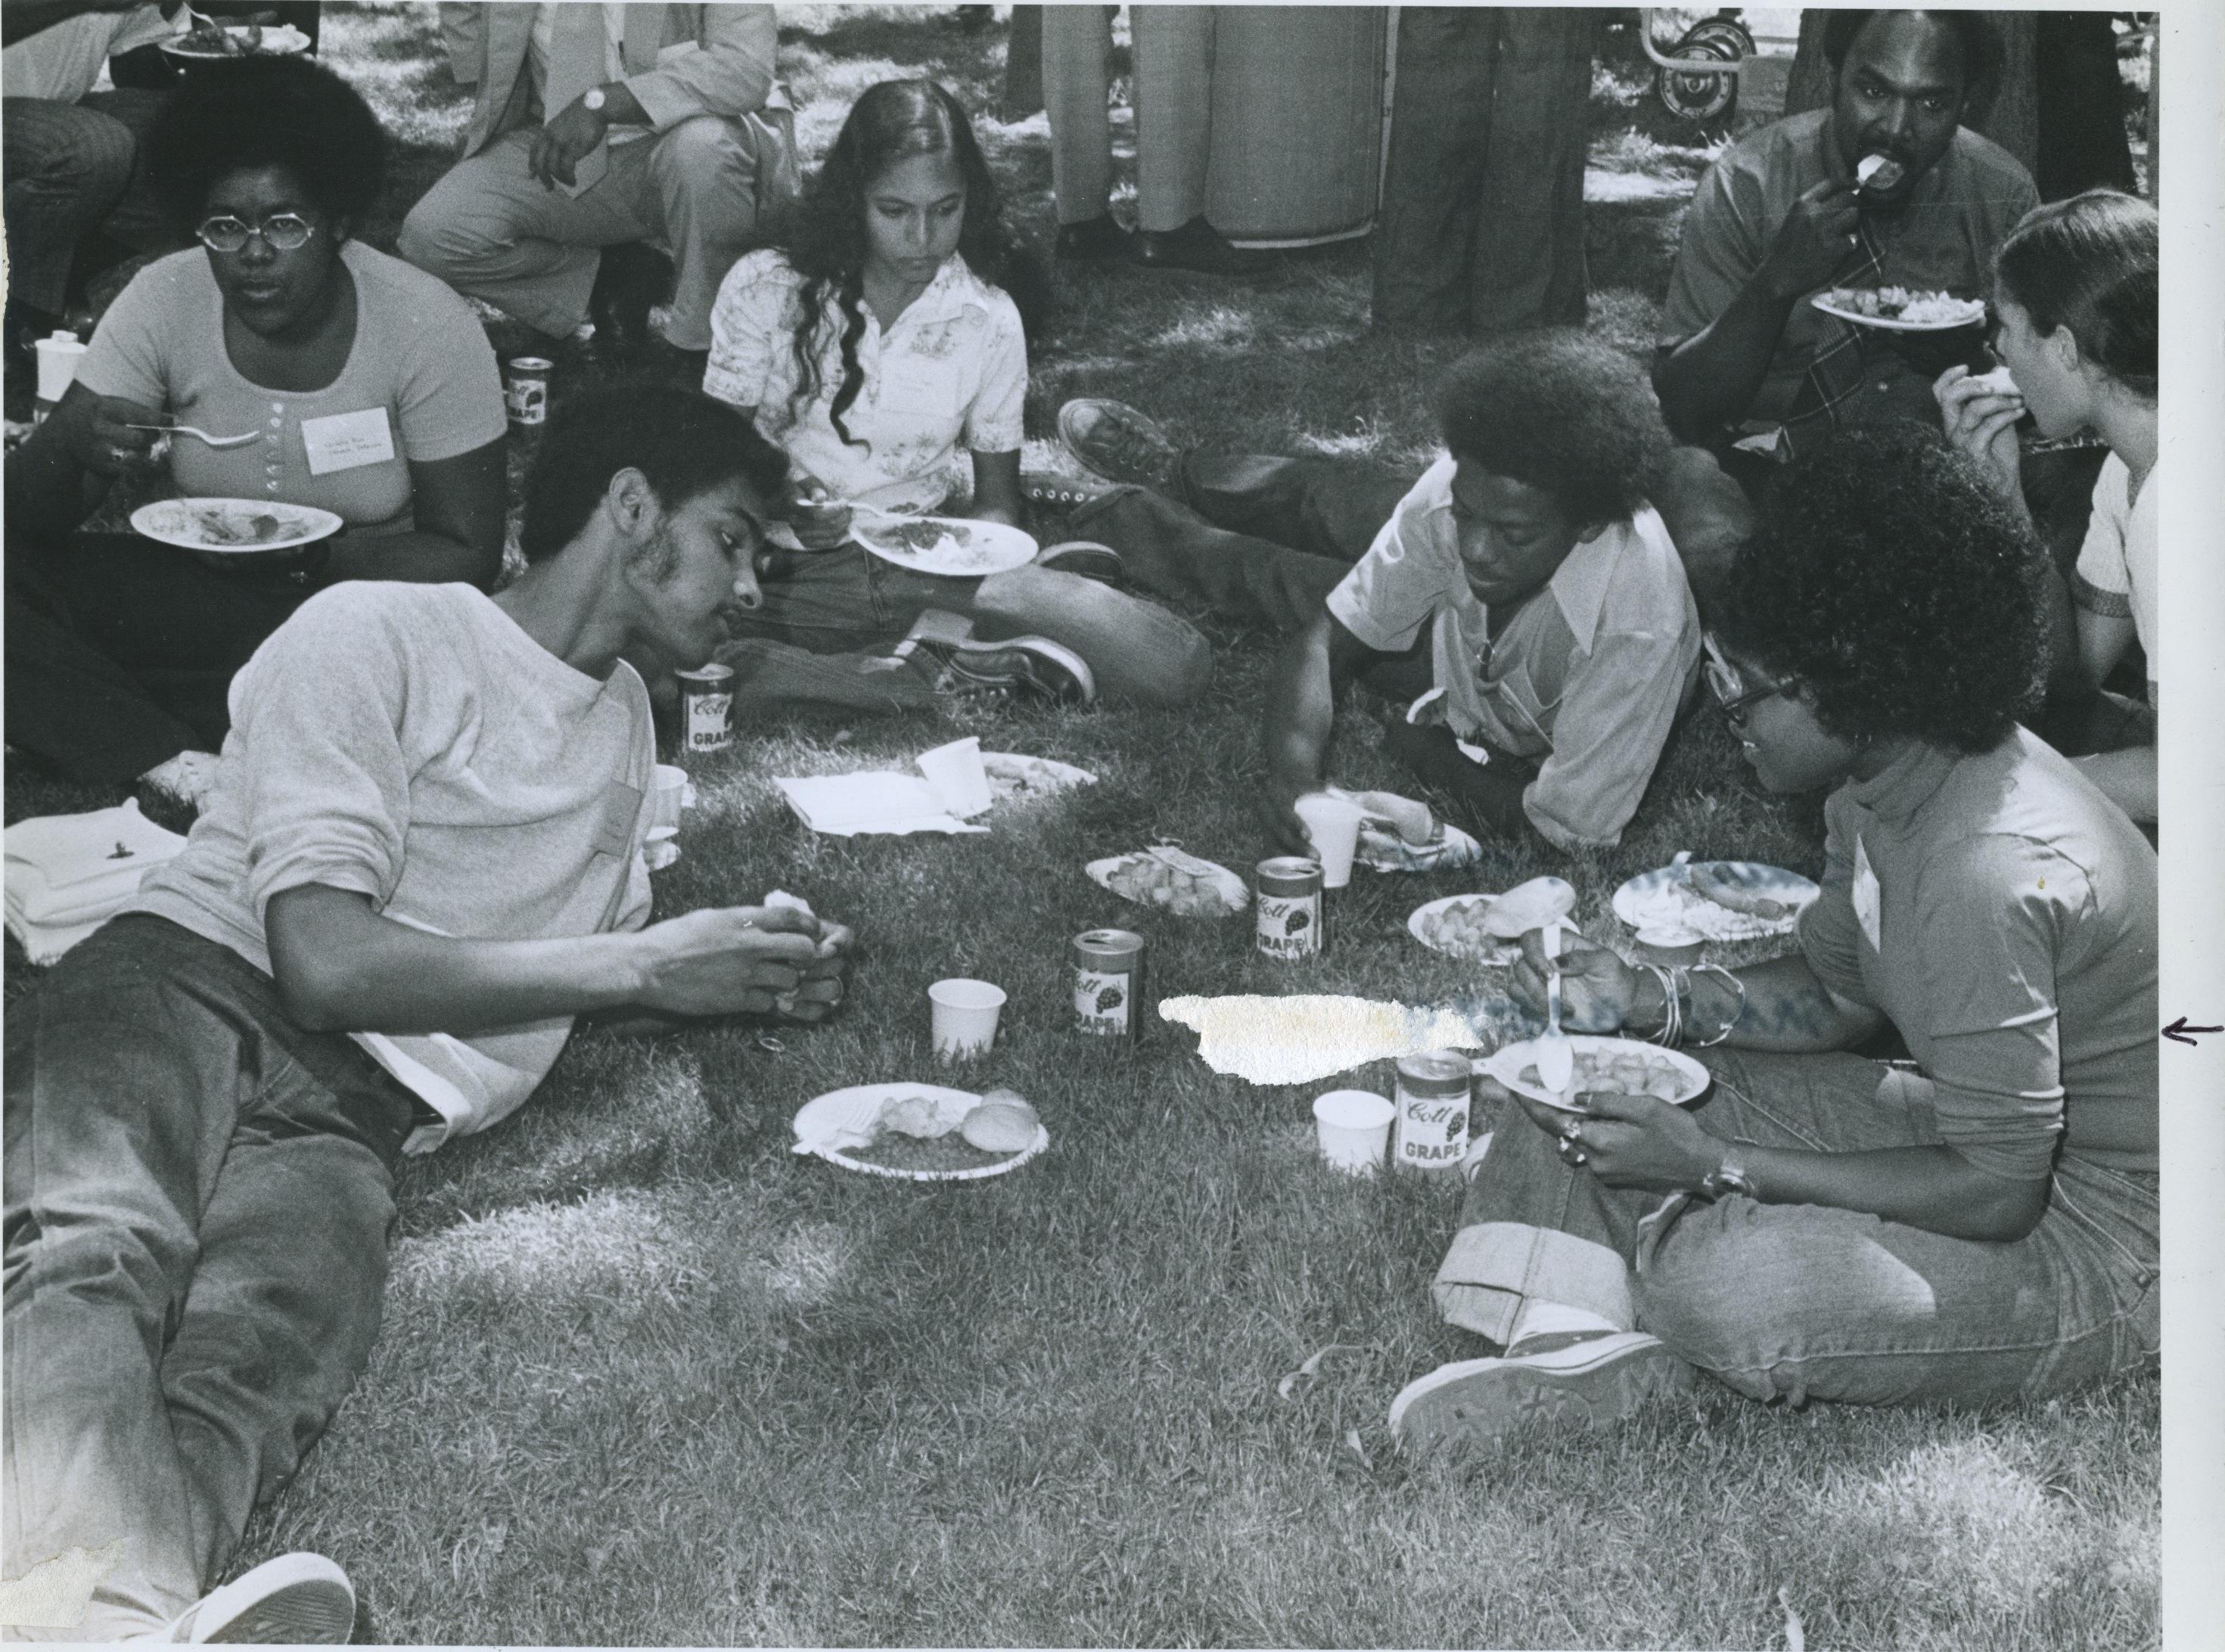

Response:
(1, 3), (176, 101)
(704, 248), (1027, 516)
(527, 0), (645, 145)
(1325, 455), (1701, 851)
(1661, 109), (2037, 430)
(1796, 728), (2158, 1178)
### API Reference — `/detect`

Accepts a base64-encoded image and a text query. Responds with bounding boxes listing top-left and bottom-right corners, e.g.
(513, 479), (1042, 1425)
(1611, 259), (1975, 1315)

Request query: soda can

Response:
(1394, 1050), (1474, 1176)
(1071, 928), (1147, 1043)
(1254, 856), (1324, 961)
(676, 663), (733, 753)
(504, 356), (553, 425)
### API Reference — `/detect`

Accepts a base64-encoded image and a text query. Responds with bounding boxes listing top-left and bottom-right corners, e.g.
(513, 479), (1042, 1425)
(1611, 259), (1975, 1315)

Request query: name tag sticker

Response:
(300, 407), (396, 476)
(1852, 834), (1882, 953)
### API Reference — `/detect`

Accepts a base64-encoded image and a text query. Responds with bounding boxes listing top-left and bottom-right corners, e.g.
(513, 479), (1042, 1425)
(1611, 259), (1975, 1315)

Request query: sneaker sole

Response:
(1389, 1336), (1696, 1452)
(200, 1579), (356, 1644)
(1056, 398), (1179, 489)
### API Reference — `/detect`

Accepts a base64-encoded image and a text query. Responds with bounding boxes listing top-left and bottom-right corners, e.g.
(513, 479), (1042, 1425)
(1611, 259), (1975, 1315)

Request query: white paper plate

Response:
(981, 752), (1096, 801)
(1613, 859), (1819, 942)
(851, 513), (1036, 577)
(1478, 1036), (1711, 1114)
(162, 23), (312, 57)
(1405, 894), (1521, 967)
(792, 1083), (1049, 1182)
(131, 498), (341, 553)
(1353, 819), (1484, 874)
(1086, 846), (1249, 918)
(1810, 292), (1986, 333)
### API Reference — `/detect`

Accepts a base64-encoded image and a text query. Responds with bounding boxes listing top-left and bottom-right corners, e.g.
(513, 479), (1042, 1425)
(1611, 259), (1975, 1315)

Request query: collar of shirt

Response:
(1470, 514), (1633, 657)
(864, 253), (993, 348)
(1846, 736), (1959, 827)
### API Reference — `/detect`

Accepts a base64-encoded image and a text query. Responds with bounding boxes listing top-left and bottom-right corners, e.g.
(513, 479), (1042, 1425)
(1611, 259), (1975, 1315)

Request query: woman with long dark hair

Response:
(699, 77), (1207, 715)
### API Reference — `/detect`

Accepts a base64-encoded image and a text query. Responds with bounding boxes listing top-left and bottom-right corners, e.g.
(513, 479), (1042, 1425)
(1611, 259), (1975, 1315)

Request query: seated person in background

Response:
(1652, 9), (2035, 457)
(397, 0), (797, 371)
(1934, 190), (2158, 827)
(2, 386), (854, 1644)
(1241, 333), (1704, 856)
(1394, 425), (2155, 1451)
(702, 76), (1210, 715)
(1, 0), (181, 372)
(5, 54), (508, 812)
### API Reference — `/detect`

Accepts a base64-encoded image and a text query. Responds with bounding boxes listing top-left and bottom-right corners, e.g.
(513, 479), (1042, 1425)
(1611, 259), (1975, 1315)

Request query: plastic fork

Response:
(1537, 920), (1575, 1102)
(126, 424), (260, 449)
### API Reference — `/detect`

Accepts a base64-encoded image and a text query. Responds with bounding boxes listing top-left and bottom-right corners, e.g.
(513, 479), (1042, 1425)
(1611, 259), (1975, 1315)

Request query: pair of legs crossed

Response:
(2, 90), (175, 327)
(397, 110), (797, 351)
(2, 917), (415, 1638)
(1431, 1049), (2158, 1409)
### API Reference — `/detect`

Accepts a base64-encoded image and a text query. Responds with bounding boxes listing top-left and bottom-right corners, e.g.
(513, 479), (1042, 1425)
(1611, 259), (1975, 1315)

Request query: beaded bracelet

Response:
(1686, 962), (1748, 1048)
(1641, 963), (1683, 1048)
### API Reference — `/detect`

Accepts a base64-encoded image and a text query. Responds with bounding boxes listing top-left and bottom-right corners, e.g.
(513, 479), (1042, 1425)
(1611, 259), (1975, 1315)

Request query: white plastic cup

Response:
(1312, 1088), (1395, 1175)
(917, 736), (993, 818)
(33, 332), (85, 423)
(643, 826), (680, 871)
(648, 763), (694, 836)
(1293, 793), (1364, 889)
(929, 978), (1006, 1060)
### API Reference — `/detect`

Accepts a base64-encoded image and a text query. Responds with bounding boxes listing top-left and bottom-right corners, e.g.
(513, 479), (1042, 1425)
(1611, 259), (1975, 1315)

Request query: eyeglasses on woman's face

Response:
(1701, 635), (1790, 725)
(195, 213), (316, 255)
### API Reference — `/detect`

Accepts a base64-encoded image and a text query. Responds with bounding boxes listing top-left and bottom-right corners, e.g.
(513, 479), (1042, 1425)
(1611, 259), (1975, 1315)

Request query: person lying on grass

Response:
(1240, 332), (1709, 855)
(1390, 424), (2157, 1453)
(1934, 189), (2158, 828)
(698, 76), (1209, 718)
(2, 385), (853, 1644)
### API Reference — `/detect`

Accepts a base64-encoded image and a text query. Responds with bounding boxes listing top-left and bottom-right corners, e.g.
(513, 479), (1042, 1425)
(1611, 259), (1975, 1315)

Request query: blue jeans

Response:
(716, 542), (1213, 716)
(2, 916), (415, 1638)
(1434, 1048), (2159, 1407)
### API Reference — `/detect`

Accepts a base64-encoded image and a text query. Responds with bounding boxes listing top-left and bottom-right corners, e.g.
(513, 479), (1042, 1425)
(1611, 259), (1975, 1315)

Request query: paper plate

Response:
(791, 1083), (1049, 1182)
(162, 23), (312, 57)
(1086, 846), (1249, 918)
(1405, 894), (1521, 967)
(131, 498), (341, 554)
(1613, 859), (1819, 942)
(1354, 819), (1484, 874)
(851, 513), (1036, 577)
(981, 752), (1097, 801)
(1810, 291), (1985, 333)
(1478, 1036), (1711, 1114)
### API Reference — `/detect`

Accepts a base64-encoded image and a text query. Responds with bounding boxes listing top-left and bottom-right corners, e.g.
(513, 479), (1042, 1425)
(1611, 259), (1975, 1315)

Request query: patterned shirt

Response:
(703, 249), (1027, 516)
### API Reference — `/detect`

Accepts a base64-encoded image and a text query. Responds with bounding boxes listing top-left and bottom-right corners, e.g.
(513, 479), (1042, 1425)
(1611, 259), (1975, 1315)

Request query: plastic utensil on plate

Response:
(1536, 921), (1574, 1101)
(123, 424), (259, 449)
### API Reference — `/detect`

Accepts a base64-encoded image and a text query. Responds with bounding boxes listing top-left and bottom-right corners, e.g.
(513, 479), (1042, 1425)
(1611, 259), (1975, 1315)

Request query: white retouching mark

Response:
(0, 1541), (122, 1629)
(1159, 994), (1484, 1086)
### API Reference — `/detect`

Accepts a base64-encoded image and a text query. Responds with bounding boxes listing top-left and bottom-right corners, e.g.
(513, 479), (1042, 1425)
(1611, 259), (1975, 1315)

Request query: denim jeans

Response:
(1434, 1048), (2159, 1407)
(3, 916), (415, 1638)
(717, 541), (1213, 713)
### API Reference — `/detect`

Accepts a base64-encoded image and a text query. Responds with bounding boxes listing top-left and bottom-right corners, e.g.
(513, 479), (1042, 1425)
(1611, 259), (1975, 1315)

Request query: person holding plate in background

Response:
(1392, 427), (2156, 1450)
(698, 77), (1210, 719)
(5, 54), (507, 812)
(1934, 190), (2158, 828)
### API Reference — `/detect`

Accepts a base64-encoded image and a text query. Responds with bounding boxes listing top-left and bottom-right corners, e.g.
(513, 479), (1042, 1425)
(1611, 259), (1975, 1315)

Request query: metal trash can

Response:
(1204, 6), (1391, 247)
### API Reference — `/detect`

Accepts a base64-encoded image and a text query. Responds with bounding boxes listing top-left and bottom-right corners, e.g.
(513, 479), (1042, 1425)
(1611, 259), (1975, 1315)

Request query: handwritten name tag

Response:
(300, 407), (396, 476)
(1852, 834), (1882, 954)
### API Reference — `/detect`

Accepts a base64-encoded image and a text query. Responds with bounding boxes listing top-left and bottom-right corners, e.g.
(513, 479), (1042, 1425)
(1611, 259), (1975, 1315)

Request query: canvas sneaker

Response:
(159, 1551), (355, 1643)
(914, 635), (1096, 706)
(1387, 1331), (1698, 1452)
(1056, 398), (1184, 490)
(1032, 539), (1125, 582)
(139, 750), (223, 813)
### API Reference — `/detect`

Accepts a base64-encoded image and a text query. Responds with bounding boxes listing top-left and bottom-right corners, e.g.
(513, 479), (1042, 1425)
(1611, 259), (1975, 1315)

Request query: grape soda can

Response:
(1394, 1051), (1474, 1177)
(675, 663), (733, 753)
(1071, 928), (1147, 1044)
(503, 356), (552, 425)
(1254, 856), (1324, 961)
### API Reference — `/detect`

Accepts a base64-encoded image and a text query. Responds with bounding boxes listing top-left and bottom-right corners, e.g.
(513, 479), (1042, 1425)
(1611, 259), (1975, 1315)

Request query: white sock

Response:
(1506, 1298), (1621, 1352)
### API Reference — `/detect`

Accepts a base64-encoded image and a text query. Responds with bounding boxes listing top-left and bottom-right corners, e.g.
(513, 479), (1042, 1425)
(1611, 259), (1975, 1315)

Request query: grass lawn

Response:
(4, 6), (2159, 1647)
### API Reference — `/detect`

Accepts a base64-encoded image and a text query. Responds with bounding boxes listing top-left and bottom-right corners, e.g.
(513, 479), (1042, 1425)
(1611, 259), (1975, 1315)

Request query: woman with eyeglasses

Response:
(1932, 189), (2158, 827)
(1391, 426), (2156, 1451)
(5, 54), (508, 812)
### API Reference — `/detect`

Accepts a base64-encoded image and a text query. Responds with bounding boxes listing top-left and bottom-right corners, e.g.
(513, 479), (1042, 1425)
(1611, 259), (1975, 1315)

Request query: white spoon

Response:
(124, 424), (260, 449)
(1537, 919), (1574, 1102)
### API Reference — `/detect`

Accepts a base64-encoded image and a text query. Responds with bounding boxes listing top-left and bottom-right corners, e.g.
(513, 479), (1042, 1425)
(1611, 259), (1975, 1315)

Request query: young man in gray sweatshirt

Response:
(2, 386), (853, 1642)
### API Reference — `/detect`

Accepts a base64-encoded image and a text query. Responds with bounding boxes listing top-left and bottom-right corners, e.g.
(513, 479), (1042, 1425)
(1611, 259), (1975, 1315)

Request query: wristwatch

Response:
(1698, 1151), (1756, 1201)
(582, 86), (608, 114)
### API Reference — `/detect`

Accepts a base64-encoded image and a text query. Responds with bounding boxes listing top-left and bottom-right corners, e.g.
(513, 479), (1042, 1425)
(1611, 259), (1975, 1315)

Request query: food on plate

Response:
(1514, 1047), (1691, 1105)
(1481, 875), (1577, 939)
(194, 506), (291, 545)
(1820, 286), (1985, 328)
(846, 1131), (1015, 1173)
(1688, 862), (1794, 922)
(1099, 851), (1242, 918)
(1854, 153), (1905, 192)
(875, 1093), (946, 1138)
(1353, 791), (1437, 847)
(1415, 899), (1518, 962)
(961, 1093), (1039, 1152)
(983, 753), (1092, 800)
(869, 517), (999, 570)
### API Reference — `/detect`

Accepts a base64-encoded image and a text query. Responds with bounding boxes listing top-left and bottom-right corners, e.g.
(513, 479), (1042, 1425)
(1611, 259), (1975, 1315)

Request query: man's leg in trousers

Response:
(2, 98), (136, 318)
(1372, 9), (1496, 333)
(1167, 451), (1419, 560)
(969, 564), (1213, 707)
(1130, 5), (1214, 231)
(645, 113), (789, 350)
(720, 635), (942, 720)
(1468, 9), (1593, 331)
(396, 130), (652, 340)
(73, 89), (179, 261)
(1039, 3), (1114, 222)
(1067, 486), (1350, 632)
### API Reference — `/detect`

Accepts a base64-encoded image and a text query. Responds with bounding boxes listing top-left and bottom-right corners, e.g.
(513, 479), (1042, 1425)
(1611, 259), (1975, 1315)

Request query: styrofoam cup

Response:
(649, 763), (694, 836)
(1294, 793), (1365, 889)
(929, 977), (1005, 1060)
(1312, 1088), (1395, 1175)
(917, 736), (993, 818)
(643, 827), (680, 871)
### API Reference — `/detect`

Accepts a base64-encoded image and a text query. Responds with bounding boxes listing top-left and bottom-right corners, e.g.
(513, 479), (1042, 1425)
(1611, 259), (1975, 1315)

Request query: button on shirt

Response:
(1661, 110), (2038, 430)
(1795, 728), (2159, 1178)
(703, 249), (1027, 517)
(1325, 455), (1702, 850)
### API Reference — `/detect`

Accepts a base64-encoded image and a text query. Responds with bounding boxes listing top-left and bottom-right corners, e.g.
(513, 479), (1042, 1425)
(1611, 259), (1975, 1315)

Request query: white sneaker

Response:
(1388, 1331), (1698, 1452)
(139, 750), (223, 812)
(160, 1552), (355, 1643)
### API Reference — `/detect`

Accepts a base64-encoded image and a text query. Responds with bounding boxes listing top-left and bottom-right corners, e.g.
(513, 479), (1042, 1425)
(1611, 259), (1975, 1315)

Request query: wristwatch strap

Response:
(1699, 1150), (1756, 1201)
